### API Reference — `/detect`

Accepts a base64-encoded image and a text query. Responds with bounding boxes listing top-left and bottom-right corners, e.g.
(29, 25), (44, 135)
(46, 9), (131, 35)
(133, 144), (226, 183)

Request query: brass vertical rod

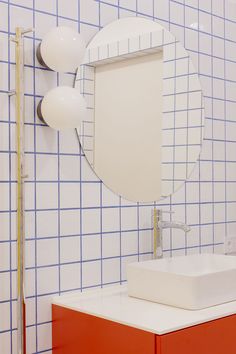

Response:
(15, 27), (26, 354)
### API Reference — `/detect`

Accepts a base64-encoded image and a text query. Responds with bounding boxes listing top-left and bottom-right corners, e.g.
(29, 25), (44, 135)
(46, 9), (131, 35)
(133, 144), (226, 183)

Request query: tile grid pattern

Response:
(0, 0), (235, 353)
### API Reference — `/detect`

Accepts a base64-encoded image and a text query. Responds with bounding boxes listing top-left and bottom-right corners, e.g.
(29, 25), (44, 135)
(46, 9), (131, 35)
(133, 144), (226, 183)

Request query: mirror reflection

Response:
(75, 18), (204, 203)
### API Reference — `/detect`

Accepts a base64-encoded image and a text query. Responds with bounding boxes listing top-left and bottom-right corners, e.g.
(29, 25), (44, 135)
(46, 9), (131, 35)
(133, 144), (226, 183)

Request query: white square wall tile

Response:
(36, 154), (58, 181)
(82, 260), (101, 288)
(82, 234), (101, 261)
(137, 0), (153, 15)
(82, 183), (101, 207)
(120, 0), (136, 11)
(36, 183), (58, 209)
(58, 0), (78, 20)
(121, 231), (138, 255)
(37, 210), (58, 237)
(102, 233), (120, 258)
(102, 258), (120, 284)
(60, 155), (80, 181)
(37, 266), (59, 295)
(60, 263), (81, 291)
(100, 3), (118, 27)
(0, 3), (8, 32)
(121, 207), (138, 230)
(80, 0), (99, 25)
(102, 207), (120, 232)
(60, 236), (80, 263)
(60, 209), (80, 236)
(35, 0), (56, 13)
(82, 208), (100, 234)
(37, 238), (58, 266)
(60, 183), (80, 209)
(154, 0), (169, 20)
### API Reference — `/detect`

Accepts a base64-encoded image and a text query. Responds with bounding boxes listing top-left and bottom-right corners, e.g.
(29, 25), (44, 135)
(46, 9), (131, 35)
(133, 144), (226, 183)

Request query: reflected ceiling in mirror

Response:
(75, 18), (204, 203)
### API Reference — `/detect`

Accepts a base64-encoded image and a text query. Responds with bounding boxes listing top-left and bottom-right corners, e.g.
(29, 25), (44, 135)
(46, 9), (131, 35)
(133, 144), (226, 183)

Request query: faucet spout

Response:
(158, 220), (191, 233)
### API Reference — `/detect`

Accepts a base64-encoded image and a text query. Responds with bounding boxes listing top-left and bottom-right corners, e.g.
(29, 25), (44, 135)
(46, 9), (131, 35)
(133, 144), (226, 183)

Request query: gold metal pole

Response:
(15, 26), (26, 354)
(12, 26), (33, 354)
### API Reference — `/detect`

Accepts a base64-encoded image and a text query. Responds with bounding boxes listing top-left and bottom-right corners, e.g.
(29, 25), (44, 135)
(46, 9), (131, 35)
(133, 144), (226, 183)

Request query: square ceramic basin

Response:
(127, 254), (236, 310)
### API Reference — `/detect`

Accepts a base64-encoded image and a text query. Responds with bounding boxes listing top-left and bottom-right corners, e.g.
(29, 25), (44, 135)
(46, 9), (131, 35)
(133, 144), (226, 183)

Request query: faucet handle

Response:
(161, 210), (175, 214)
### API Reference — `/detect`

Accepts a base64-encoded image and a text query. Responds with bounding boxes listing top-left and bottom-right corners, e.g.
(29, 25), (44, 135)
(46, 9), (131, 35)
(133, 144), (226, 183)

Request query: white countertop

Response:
(53, 285), (236, 335)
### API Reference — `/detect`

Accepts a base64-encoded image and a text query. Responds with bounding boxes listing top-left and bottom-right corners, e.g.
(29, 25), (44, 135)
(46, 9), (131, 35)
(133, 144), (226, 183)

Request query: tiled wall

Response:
(0, 0), (236, 353)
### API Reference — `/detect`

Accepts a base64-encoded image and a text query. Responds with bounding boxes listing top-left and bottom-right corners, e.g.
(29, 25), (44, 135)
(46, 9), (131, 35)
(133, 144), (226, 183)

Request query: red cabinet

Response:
(52, 304), (236, 354)
(52, 305), (155, 354)
(159, 315), (236, 354)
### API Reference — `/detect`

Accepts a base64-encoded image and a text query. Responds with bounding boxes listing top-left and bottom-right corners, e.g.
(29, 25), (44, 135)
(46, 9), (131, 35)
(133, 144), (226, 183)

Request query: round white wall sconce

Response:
(36, 26), (86, 73)
(37, 86), (87, 130)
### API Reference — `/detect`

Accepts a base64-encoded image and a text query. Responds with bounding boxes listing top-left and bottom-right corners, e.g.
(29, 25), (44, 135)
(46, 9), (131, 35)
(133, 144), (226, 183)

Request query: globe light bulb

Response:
(37, 26), (86, 73)
(37, 86), (86, 131)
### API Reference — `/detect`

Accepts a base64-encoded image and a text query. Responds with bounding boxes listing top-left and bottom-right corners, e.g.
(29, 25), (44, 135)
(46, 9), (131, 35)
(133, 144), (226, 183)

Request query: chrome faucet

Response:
(153, 208), (191, 259)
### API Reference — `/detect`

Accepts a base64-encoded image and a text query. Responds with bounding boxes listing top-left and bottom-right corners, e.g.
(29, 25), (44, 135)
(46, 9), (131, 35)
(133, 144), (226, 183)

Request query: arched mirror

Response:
(75, 17), (204, 203)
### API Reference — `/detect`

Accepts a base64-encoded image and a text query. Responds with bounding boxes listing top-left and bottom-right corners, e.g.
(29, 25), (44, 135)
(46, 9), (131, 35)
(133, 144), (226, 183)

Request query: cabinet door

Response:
(52, 305), (156, 354)
(157, 314), (236, 354)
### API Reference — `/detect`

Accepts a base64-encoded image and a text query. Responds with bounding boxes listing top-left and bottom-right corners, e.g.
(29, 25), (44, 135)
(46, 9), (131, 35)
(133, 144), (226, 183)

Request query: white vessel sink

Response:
(127, 254), (236, 310)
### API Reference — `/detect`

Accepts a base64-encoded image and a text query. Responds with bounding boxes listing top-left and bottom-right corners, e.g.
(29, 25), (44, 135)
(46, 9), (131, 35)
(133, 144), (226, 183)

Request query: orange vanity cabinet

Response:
(52, 304), (236, 354)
